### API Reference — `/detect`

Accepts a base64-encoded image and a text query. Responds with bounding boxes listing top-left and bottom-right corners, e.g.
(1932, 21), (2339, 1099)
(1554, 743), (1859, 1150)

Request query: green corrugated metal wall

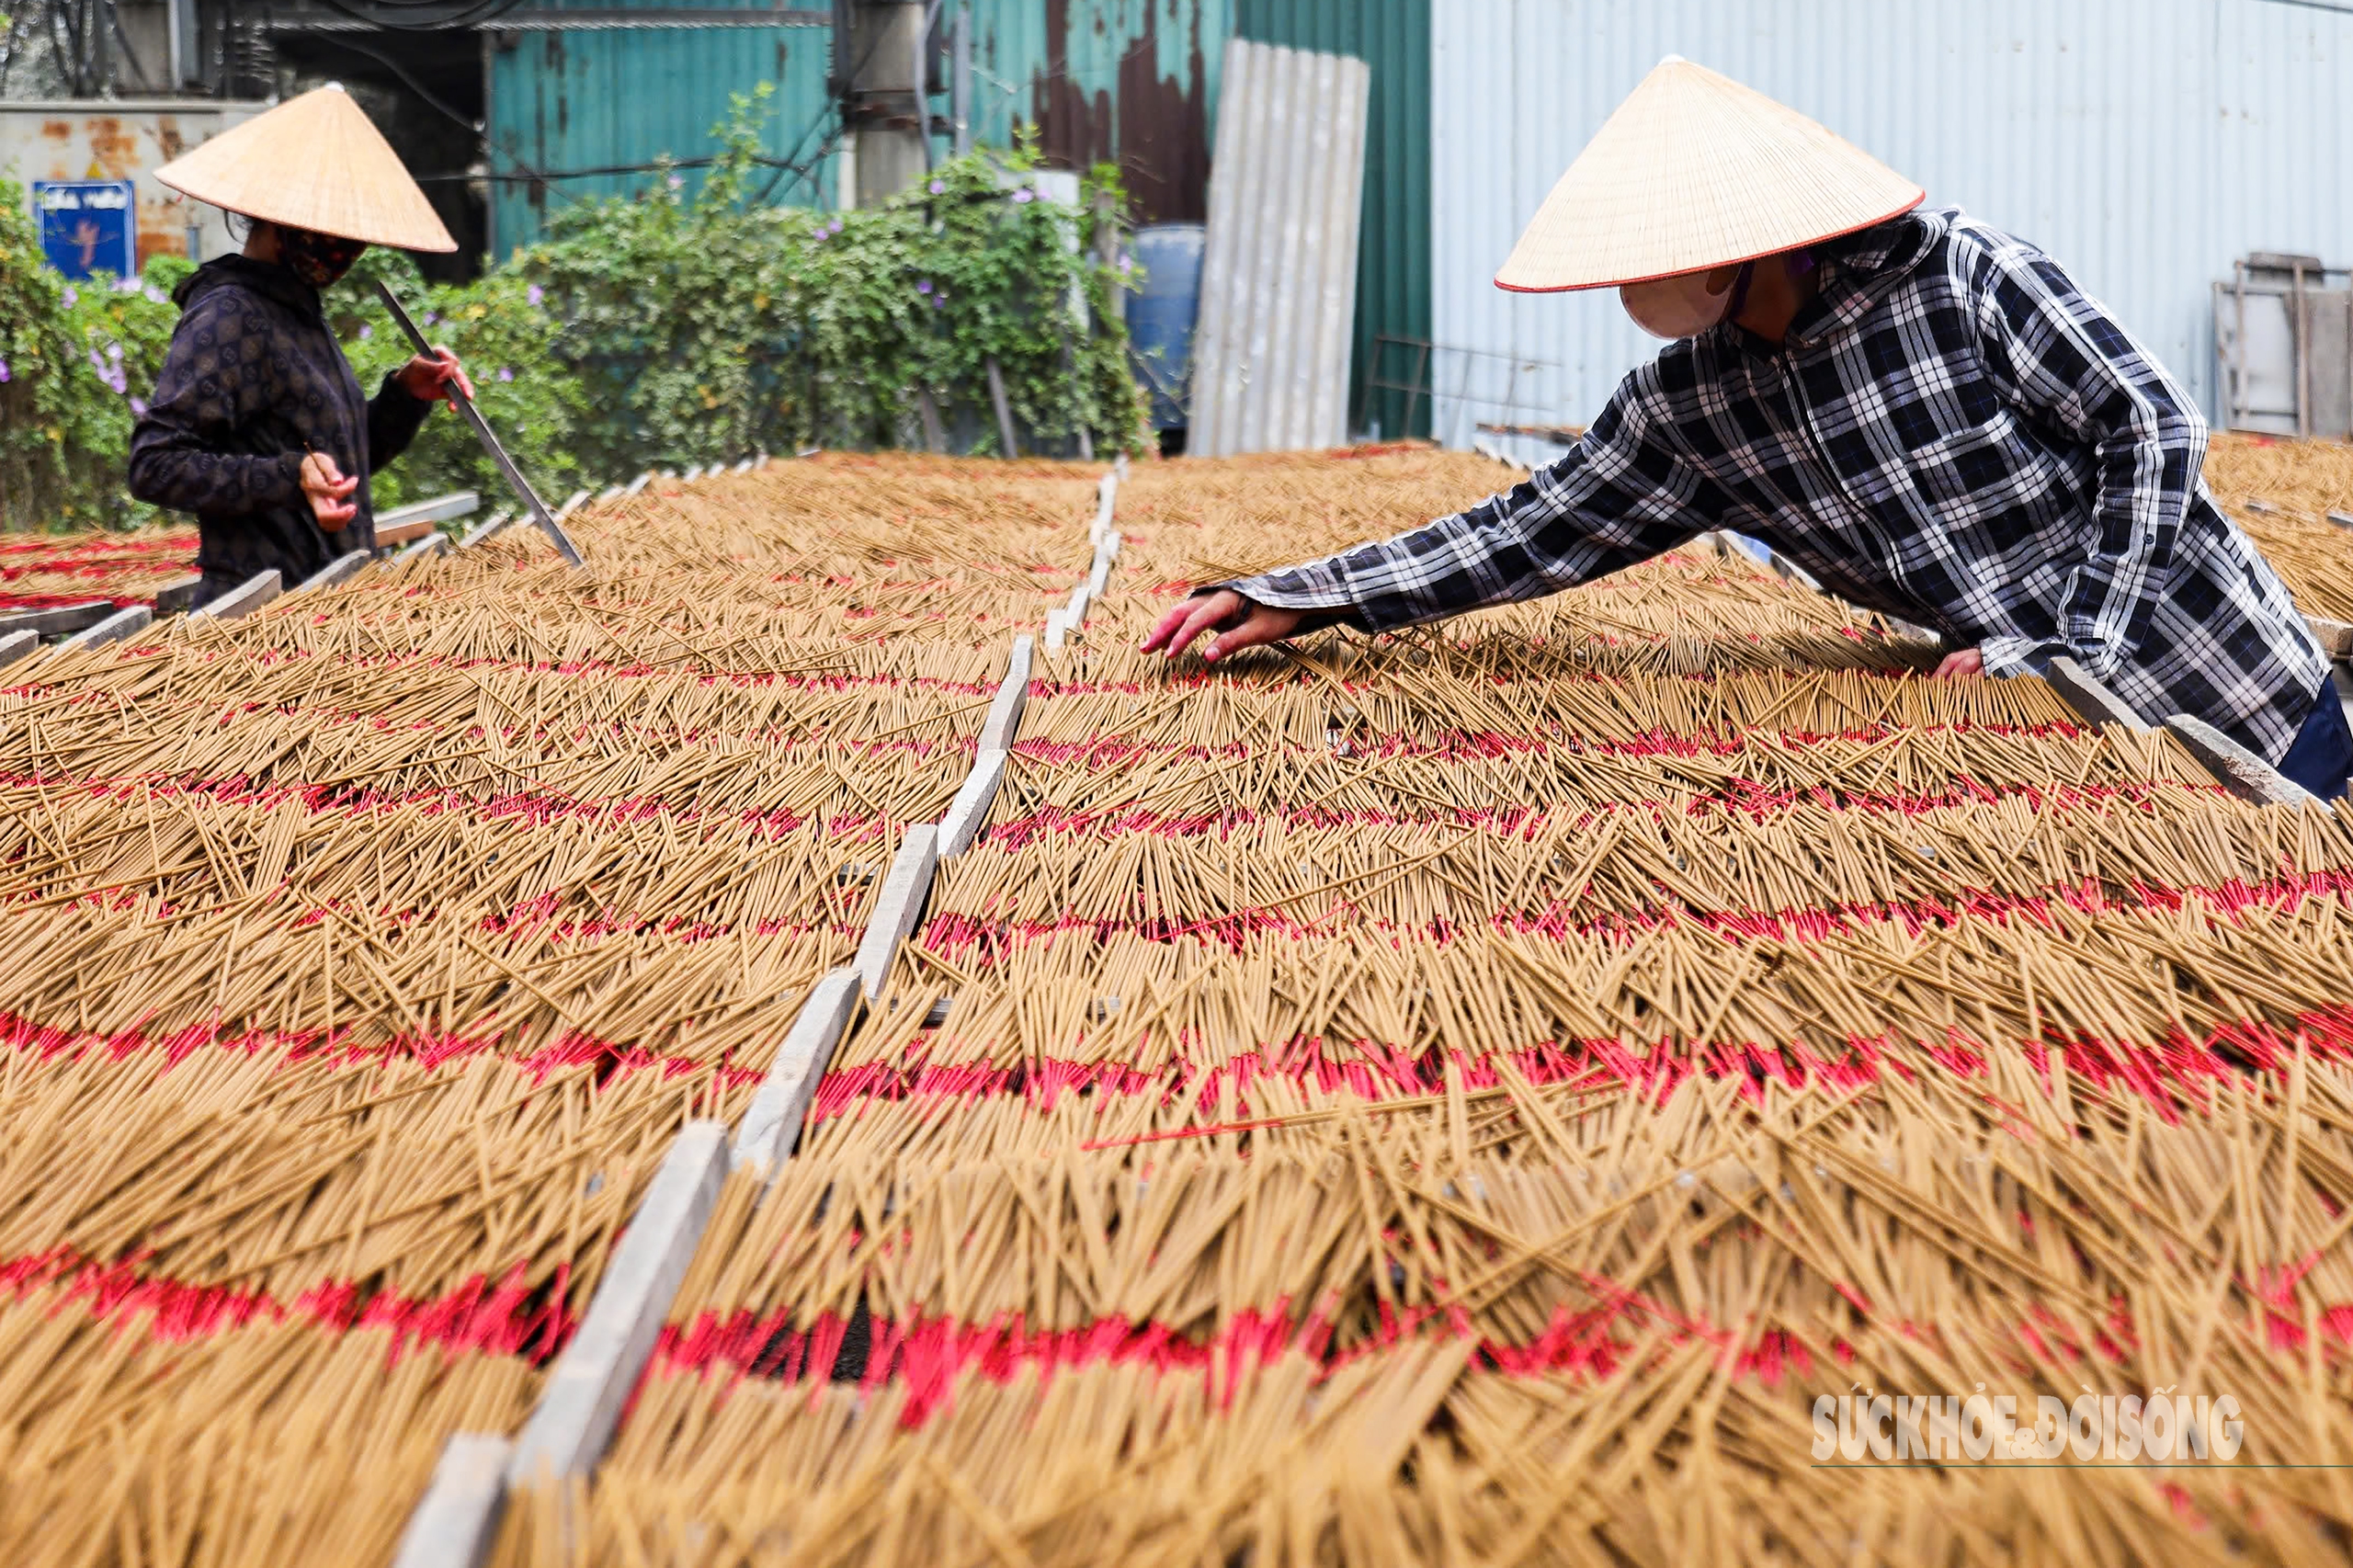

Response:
(483, 1), (1431, 436)
(1233, 0), (1430, 437)
(966, 1), (1230, 223)
(485, 5), (839, 257)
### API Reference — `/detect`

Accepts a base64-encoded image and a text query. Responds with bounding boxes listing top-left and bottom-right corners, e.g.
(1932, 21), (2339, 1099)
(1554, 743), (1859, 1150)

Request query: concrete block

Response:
(2046, 655), (2151, 733)
(555, 489), (591, 521)
(60, 604), (153, 650)
(392, 1433), (512, 1568)
(1093, 471), (1118, 536)
(188, 569), (281, 622)
(458, 510), (516, 550)
(378, 489), (481, 531)
(392, 534), (452, 566)
(151, 575), (206, 617)
(2306, 615), (2353, 661)
(852, 825), (939, 1000)
(682, 464), (705, 483)
(296, 551), (371, 592)
(1045, 609), (1068, 650)
(625, 472), (654, 496)
(506, 1122), (730, 1485)
(0, 599), (113, 638)
(2164, 714), (2318, 806)
(0, 630), (37, 668)
(2328, 510), (2353, 532)
(977, 636), (1034, 752)
(596, 485), (625, 506)
(938, 748), (1007, 858)
(732, 968), (861, 1176)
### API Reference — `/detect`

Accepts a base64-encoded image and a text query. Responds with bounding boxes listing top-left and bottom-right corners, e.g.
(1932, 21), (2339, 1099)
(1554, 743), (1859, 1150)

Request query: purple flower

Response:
(667, 174), (684, 190)
(129, 395), (146, 415)
(116, 277), (139, 293)
(915, 279), (932, 295)
(498, 367), (514, 382)
(87, 348), (104, 369)
(108, 342), (121, 361)
(62, 286), (77, 307)
(144, 287), (166, 304)
(527, 283), (544, 306)
(1012, 187), (1034, 204)
(425, 311), (439, 326)
(829, 218), (845, 234)
(928, 179), (946, 195)
(358, 324), (372, 340)
(0, 358), (10, 383)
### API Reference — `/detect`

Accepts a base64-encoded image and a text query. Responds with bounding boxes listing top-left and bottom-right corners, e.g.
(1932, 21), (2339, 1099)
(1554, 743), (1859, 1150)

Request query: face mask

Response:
(276, 225), (369, 288)
(1620, 264), (1746, 340)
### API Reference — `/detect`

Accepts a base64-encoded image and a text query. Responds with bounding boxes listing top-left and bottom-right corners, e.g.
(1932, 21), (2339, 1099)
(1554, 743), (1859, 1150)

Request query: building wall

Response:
(1430, 0), (2353, 458)
(478, 0), (1431, 437)
(485, 6), (837, 257)
(966, 0), (1230, 224)
(0, 100), (262, 269)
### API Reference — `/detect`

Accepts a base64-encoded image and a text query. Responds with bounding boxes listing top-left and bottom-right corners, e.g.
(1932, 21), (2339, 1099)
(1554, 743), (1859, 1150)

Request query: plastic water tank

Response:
(1126, 223), (1205, 431)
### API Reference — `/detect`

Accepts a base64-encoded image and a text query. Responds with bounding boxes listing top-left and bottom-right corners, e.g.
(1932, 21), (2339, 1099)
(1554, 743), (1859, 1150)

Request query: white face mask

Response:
(1620, 267), (1740, 339)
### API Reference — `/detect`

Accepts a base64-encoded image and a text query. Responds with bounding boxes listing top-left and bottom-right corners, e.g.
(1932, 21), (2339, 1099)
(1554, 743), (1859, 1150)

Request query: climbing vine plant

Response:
(3, 86), (1148, 529)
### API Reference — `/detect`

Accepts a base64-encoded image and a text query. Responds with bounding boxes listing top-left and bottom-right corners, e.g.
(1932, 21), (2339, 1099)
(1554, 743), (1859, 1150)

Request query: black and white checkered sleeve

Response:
(1222, 384), (1734, 633)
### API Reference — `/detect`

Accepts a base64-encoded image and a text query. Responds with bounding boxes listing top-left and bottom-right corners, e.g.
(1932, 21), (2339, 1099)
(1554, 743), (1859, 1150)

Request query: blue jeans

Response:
(2279, 677), (2353, 801)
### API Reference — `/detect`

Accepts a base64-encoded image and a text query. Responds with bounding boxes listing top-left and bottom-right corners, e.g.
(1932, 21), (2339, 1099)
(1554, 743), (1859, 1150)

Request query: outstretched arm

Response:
(1144, 383), (1736, 660)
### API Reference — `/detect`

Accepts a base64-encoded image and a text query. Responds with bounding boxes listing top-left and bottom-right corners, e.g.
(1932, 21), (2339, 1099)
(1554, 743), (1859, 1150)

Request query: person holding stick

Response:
(129, 85), (473, 607)
(1144, 57), (2351, 800)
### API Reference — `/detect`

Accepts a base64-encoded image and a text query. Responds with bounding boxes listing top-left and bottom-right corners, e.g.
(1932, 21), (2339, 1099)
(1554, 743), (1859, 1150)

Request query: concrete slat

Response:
(505, 1122), (730, 1486)
(852, 825), (939, 1000)
(732, 968), (861, 1176)
(2163, 714), (2317, 806)
(392, 1434), (512, 1568)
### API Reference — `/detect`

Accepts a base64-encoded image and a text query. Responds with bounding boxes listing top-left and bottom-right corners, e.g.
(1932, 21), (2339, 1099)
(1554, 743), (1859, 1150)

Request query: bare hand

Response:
(1934, 647), (1984, 678)
(396, 347), (475, 405)
(300, 449), (358, 531)
(1140, 589), (1305, 662)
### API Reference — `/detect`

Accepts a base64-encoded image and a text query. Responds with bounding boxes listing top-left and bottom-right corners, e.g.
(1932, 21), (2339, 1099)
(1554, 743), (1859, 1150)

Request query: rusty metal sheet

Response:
(0, 99), (267, 268)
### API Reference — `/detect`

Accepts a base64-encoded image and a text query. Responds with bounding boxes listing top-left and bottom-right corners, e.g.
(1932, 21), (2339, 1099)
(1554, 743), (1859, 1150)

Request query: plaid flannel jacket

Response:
(1230, 208), (2327, 763)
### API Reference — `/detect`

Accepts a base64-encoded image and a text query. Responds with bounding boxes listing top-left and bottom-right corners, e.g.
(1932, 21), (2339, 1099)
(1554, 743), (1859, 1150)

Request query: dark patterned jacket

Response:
(129, 256), (431, 588)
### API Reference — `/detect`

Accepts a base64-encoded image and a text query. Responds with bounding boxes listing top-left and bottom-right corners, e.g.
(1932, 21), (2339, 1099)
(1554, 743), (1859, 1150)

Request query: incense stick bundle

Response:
(0, 1288), (538, 1568)
(0, 524), (206, 610)
(526, 443), (2353, 1565)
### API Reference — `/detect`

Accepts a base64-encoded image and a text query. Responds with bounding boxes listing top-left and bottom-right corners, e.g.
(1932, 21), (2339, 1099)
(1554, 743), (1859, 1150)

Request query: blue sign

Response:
(33, 179), (138, 280)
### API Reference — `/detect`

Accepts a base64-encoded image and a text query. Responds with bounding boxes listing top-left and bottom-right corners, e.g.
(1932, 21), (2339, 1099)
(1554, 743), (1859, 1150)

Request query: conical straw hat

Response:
(154, 85), (456, 253)
(1495, 57), (1920, 292)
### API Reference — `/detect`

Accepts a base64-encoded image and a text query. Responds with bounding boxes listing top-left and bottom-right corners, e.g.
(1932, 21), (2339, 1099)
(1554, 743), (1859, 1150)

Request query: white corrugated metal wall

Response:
(1428, 0), (2353, 463)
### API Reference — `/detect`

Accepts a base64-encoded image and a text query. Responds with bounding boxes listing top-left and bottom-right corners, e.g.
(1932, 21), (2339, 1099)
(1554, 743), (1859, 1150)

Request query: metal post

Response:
(850, 1), (927, 206)
(950, 2), (971, 156)
(2233, 261), (2251, 430)
(2293, 260), (2311, 440)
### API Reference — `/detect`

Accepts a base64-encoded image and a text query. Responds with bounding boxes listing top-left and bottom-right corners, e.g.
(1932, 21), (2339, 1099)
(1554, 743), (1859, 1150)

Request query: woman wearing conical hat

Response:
(1147, 59), (2349, 799)
(129, 85), (475, 604)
